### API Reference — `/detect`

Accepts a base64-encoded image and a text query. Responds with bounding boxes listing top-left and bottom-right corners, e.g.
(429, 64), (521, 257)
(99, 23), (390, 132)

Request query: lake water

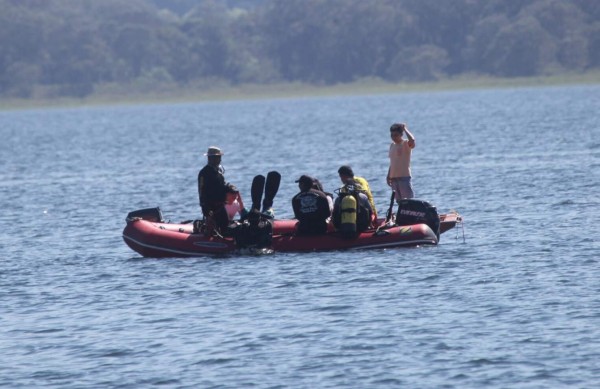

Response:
(1, 85), (599, 388)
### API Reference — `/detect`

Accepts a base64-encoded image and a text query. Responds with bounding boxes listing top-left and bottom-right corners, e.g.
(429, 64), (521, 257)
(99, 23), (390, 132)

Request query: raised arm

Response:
(404, 126), (416, 148)
(236, 192), (245, 209)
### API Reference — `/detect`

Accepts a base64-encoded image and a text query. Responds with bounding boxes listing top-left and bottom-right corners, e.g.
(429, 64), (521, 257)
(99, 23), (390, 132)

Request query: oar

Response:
(251, 174), (266, 211)
(262, 171), (281, 211)
(384, 191), (396, 224)
(374, 192), (397, 235)
(374, 192), (396, 233)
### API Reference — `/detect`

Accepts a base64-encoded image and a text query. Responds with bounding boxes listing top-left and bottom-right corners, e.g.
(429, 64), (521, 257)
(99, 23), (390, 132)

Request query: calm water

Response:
(1, 85), (599, 388)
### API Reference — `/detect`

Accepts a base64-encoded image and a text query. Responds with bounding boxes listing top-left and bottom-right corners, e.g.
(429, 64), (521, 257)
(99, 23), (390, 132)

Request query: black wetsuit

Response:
(292, 189), (331, 235)
(198, 164), (228, 231)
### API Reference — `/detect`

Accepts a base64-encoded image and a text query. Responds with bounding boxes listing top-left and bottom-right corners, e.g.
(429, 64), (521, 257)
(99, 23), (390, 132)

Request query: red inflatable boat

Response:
(122, 209), (462, 258)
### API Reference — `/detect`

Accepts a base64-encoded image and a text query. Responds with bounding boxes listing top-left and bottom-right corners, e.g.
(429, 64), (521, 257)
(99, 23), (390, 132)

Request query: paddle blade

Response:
(251, 175), (266, 211)
(262, 171), (281, 211)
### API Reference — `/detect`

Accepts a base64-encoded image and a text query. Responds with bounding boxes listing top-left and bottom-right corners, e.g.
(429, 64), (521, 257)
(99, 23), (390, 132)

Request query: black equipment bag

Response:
(126, 207), (164, 222)
(233, 210), (273, 249)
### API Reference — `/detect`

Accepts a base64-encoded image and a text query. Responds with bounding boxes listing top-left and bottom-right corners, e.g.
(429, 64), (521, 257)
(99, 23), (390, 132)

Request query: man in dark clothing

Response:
(292, 175), (332, 236)
(198, 146), (230, 233)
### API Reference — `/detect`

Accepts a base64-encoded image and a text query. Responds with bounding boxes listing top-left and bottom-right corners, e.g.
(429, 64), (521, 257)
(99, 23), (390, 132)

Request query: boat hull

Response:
(271, 223), (437, 252)
(122, 217), (445, 258)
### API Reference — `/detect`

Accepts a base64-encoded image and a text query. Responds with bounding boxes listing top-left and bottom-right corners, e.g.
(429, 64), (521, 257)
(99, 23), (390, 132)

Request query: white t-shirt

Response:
(388, 140), (412, 178)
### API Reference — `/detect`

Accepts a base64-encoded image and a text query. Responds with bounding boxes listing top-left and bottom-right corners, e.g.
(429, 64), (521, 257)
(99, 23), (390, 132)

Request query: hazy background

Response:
(1, 0), (598, 101)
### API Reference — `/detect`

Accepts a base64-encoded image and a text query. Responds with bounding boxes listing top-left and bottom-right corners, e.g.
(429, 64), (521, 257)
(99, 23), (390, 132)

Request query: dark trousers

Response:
(202, 205), (229, 233)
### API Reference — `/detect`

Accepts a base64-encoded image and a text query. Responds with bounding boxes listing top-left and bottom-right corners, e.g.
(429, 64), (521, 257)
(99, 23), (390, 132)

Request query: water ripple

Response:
(1, 85), (599, 388)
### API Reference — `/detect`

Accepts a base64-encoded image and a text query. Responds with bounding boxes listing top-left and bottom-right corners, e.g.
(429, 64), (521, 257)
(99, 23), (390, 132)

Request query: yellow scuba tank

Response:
(340, 194), (357, 238)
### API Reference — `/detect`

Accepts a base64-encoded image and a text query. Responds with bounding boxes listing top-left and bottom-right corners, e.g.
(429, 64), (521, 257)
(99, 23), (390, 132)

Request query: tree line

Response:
(1, 0), (598, 99)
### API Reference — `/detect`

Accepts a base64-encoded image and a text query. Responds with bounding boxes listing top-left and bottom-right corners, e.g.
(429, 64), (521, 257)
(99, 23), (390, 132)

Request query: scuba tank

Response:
(340, 194), (357, 239)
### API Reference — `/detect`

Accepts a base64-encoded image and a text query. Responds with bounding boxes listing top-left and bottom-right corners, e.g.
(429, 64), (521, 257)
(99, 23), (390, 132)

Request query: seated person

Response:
(224, 184), (248, 221)
(292, 175), (332, 236)
(337, 165), (377, 227)
(311, 177), (334, 214)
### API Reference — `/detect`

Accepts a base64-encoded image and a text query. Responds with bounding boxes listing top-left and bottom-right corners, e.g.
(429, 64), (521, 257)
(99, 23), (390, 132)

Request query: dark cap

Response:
(338, 165), (354, 177)
(225, 183), (238, 193)
(295, 175), (314, 186)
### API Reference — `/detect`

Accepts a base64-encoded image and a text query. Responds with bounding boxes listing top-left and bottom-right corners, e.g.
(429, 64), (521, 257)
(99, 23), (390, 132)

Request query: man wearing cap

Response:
(292, 175), (332, 235)
(198, 146), (230, 233)
(337, 165), (378, 224)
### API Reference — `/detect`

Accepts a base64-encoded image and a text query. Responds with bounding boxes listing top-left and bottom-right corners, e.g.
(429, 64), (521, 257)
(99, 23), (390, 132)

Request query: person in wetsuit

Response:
(198, 146), (231, 234)
(292, 175), (332, 236)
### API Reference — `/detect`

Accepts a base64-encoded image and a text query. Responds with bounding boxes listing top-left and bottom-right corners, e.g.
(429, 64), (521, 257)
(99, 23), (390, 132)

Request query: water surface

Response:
(1, 85), (599, 388)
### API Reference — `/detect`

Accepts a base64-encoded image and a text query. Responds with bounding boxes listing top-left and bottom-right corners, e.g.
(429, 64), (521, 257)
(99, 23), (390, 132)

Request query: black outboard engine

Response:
(395, 199), (440, 239)
(126, 207), (164, 222)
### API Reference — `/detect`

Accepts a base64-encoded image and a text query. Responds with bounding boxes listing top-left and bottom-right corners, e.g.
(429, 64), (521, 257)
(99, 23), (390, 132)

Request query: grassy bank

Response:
(2, 71), (599, 111)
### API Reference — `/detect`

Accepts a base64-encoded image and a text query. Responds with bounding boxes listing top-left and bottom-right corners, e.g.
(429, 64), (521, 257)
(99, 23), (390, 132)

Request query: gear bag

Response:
(126, 207), (164, 222)
(232, 210), (273, 249)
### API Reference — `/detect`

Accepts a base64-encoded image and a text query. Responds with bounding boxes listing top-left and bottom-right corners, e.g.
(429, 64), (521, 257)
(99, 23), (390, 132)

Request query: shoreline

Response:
(1, 72), (599, 111)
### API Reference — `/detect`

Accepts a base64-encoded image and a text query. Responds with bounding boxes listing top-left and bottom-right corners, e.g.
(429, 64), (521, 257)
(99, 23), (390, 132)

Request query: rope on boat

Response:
(453, 212), (466, 243)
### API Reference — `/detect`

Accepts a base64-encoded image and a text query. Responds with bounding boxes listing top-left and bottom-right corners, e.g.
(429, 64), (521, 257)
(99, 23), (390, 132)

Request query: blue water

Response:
(1, 85), (599, 388)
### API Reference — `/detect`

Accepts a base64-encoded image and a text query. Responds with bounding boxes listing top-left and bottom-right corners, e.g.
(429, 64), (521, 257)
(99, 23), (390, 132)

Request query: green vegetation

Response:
(1, 0), (598, 107)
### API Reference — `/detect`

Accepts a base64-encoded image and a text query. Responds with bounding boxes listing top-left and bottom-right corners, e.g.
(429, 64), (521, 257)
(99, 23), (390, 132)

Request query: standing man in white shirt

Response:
(386, 123), (416, 200)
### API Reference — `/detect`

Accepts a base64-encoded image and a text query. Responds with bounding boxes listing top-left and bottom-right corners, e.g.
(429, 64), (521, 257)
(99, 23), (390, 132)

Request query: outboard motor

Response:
(395, 199), (440, 239)
(126, 207), (164, 222)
